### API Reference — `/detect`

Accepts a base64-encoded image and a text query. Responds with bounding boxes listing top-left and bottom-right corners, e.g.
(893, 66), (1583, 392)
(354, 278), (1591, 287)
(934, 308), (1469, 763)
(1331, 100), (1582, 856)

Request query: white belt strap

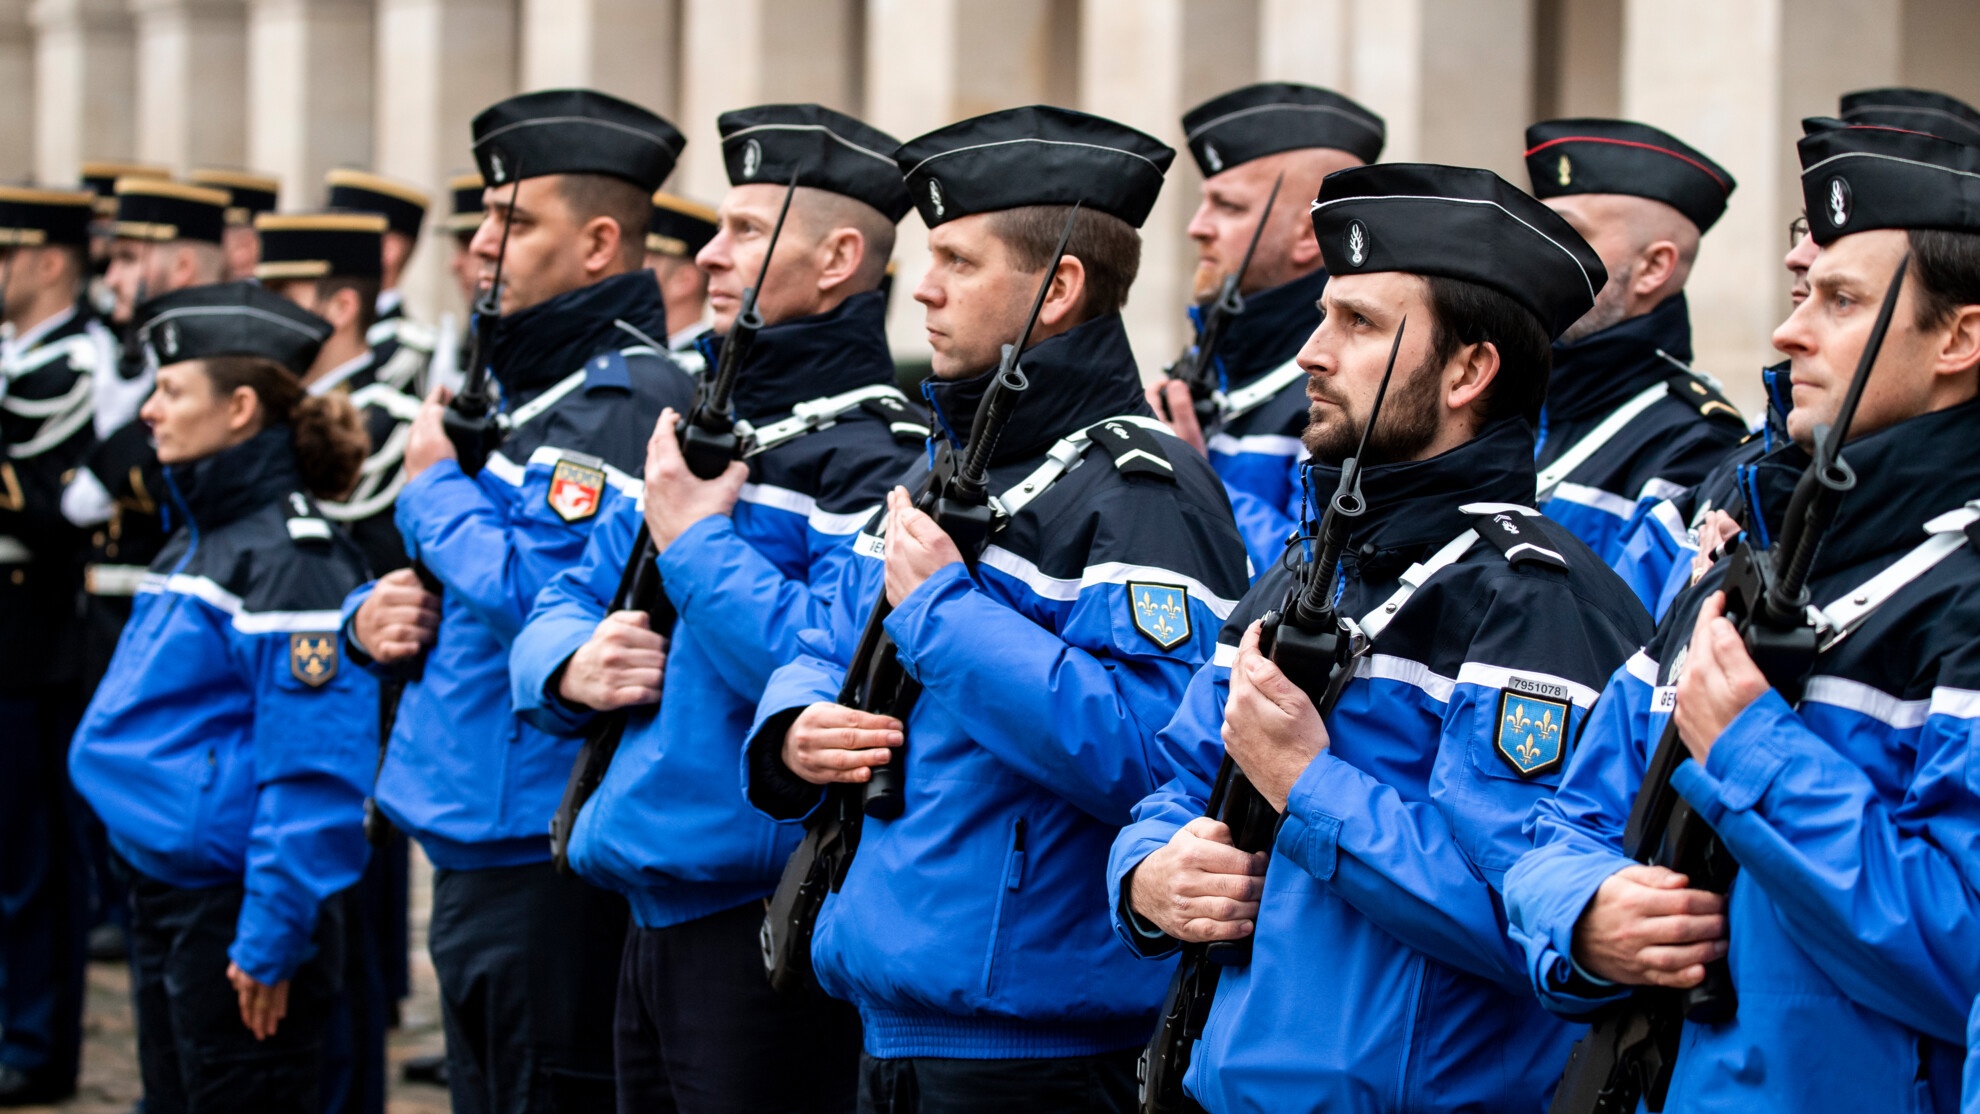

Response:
(5, 378), (94, 459)
(1216, 358), (1306, 424)
(1355, 528), (1483, 643)
(1535, 382), (1669, 501)
(1812, 500), (1980, 651)
(992, 413), (1173, 519)
(745, 385), (923, 456)
(86, 563), (148, 596)
(503, 367), (585, 429)
(348, 381), (425, 423)
(0, 535), (30, 563)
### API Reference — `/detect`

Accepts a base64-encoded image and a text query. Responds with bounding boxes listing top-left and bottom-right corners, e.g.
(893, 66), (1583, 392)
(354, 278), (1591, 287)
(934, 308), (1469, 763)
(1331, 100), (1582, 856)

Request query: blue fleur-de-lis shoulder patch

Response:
(290, 633), (339, 688)
(1495, 680), (1570, 777)
(1129, 582), (1191, 651)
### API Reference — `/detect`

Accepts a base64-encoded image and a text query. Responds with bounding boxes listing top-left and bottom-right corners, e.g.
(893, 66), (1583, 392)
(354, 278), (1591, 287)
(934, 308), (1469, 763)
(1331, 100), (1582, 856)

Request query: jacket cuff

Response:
(880, 561), (974, 675)
(1277, 752), (1364, 883)
(652, 513), (736, 616)
(744, 706), (825, 822)
(1694, 688), (1796, 812)
(1108, 828), (1182, 958)
(228, 894), (315, 985)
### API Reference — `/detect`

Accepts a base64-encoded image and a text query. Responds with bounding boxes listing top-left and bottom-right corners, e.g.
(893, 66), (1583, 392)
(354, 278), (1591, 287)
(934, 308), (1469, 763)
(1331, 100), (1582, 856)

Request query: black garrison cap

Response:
(137, 281), (331, 375)
(1182, 82), (1385, 176)
(1524, 118), (1736, 233)
(254, 212), (387, 280)
(1798, 120), (1980, 245)
(0, 187), (97, 248)
(188, 169), (281, 227)
(896, 105), (1174, 229)
(1312, 163), (1606, 341)
(80, 161), (168, 216)
(1838, 88), (1980, 147)
(112, 179), (229, 245)
(718, 104), (912, 222)
(471, 88), (685, 194)
(446, 172), (484, 234)
(325, 170), (430, 240)
(647, 192), (718, 259)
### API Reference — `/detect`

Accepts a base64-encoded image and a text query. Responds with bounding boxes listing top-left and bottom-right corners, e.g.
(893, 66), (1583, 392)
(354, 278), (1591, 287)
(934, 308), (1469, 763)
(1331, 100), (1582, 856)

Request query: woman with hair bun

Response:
(69, 281), (377, 1113)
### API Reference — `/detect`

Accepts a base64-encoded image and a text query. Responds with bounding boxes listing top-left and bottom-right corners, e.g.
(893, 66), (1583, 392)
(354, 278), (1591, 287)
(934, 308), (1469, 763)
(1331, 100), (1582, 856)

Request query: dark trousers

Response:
(0, 689), (87, 1091)
(126, 867), (344, 1114)
(429, 860), (627, 1114)
(857, 1049), (1139, 1114)
(614, 901), (860, 1114)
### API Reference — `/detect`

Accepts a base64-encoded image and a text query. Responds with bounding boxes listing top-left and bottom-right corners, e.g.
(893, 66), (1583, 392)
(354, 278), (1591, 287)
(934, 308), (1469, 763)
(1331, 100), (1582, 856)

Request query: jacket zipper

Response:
(980, 817), (1027, 997)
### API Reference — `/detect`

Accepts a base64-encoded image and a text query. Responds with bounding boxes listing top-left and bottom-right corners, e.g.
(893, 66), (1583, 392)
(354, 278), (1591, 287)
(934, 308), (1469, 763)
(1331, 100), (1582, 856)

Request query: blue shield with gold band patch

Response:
(1129, 581), (1191, 651)
(1495, 687), (1568, 776)
(290, 633), (339, 688)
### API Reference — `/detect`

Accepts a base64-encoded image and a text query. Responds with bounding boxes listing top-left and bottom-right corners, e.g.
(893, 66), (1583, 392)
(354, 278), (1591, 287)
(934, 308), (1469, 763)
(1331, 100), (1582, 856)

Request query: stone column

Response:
(0, 1), (33, 180)
(129, 0), (248, 170)
(1346, 0), (1534, 176)
(676, 0), (863, 203)
(1902, 0), (1980, 111)
(1258, 0), (1348, 88)
(373, 0), (514, 321)
(31, 0), (136, 183)
(246, 0), (373, 209)
(1620, 0), (1898, 411)
(520, 0), (681, 119)
(1080, 0), (1258, 379)
(863, 0), (1079, 361)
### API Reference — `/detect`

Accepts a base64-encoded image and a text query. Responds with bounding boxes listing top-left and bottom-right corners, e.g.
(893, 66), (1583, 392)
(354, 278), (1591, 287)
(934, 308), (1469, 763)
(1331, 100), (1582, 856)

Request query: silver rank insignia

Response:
(290, 633), (339, 688)
(1496, 683), (1569, 777)
(548, 458), (607, 522)
(1129, 582), (1191, 651)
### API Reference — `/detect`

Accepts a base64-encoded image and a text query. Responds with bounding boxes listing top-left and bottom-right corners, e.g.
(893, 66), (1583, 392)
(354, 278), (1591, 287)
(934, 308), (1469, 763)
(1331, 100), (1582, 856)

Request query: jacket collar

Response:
(1303, 417), (1539, 577)
(164, 426), (303, 532)
(698, 290), (896, 422)
(922, 312), (1150, 465)
(1747, 394), (1980, 575)
(1203, 268), (1327, 390)
(487, 270), (669, 399)
(1546, 292), (1692, 422)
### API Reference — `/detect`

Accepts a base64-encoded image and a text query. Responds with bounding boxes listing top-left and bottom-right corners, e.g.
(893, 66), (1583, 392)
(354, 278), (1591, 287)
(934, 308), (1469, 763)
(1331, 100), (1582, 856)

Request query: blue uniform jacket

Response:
(1196, 269), (1327, 577)
(345, 271), (697, 870)
(509, 291), (925, 929)
(744, 313), (1252, 1060)
(1109, 419), (1649, 1113)
(71, 428), (378, 984)
(1537, 294), (1746, 565)
(1610, 362), (1791, 617)
(1505, 396), (1980, 1113)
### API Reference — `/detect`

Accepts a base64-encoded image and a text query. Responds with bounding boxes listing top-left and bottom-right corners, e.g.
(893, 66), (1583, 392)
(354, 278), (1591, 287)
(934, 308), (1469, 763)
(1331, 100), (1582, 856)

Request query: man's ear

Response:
(815, 227), (864, 295)
(1446, 339), (1501, 414)
(579, 216), (623, 276)
(1933, 303), (1980, 383)
(1632, 240), (1681, 298)
(329, 286), (363, 332)
(1287, 218), (1321, 269)
(226, 384), (262, 434)
(1035, 255), (1088, 329)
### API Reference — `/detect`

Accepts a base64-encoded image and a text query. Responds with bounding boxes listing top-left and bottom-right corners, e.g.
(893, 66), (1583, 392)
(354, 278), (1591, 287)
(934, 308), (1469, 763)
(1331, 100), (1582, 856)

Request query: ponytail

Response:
(199, 356), (367, 499)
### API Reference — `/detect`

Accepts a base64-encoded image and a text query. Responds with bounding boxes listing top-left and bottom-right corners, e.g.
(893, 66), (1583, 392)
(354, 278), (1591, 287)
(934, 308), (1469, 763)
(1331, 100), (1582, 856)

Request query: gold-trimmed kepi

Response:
(254, 211), (388, 280)
(111, 178), (229, 245)
(81, 160), (170, 216)
(189, 169), (282, 227)
(446, 172), (484, 234)
(0, 186), (97, 247)
(324, 169), (430, 240)
(646, 191), (718, 258)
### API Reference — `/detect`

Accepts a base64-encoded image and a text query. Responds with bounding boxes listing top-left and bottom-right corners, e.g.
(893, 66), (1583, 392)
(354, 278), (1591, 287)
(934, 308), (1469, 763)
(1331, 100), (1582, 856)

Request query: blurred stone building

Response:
(11, 0), (1980, 408)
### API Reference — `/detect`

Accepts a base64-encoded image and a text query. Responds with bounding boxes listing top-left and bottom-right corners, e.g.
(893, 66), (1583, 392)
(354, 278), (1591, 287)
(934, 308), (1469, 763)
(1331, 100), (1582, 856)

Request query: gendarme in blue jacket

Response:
(1536, 294), (1746, 566)
(508, 290), (925, 929)
(1109, 419), (1649, 1113)
(744, 313), (1251, 1060)
(71, 427), (378, 985)
(1505, 396), (1980, 1112)
(1197, 268), (1326, 576)
(343, 271), (697, 870)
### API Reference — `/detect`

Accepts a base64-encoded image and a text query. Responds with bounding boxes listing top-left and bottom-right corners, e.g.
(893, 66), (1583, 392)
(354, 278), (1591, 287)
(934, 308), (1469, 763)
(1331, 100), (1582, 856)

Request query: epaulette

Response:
(1461, 503), (1569, 570)
(859, 392), (930, 444)
(283, 491), (334, 546)
(1666, 371), (1744, 425)
(1086, 417), (1176, 483)
(582, 349), (633, 393)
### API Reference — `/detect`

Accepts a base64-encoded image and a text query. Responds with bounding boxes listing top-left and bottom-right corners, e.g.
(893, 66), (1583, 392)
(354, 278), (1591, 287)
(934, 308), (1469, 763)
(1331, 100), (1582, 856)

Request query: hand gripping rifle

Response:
(1549, 255), (1908, 1114)
(547, 174), (800, 875)
(361, 169), (522, 847)
(761, 204), (1080, 994)
(1159, 174), (1283, 433)
(1139, 319), (1406, 1113)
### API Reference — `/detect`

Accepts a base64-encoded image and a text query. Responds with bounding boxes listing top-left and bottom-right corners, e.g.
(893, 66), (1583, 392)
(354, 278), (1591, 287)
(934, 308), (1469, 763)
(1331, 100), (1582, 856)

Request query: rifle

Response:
(762, 203), (1080, 994)
(1159, 173), (1283, 433)
(547, 174), (800, 874)
(1549, 254), (1908, 1114)
(361, 170), (523, 847)
(1139, 318), (1405, 1114)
